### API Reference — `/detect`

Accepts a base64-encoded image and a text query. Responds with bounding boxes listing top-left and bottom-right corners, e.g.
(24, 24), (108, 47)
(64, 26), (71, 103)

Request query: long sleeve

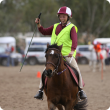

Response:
(70, 27), (77, 51)
(38, 25), (54, 35)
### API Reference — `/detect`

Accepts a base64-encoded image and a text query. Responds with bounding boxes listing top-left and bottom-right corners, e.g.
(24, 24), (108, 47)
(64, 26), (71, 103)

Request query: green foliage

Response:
(0, 0), (110, 38)
(23, 0), (59, 29)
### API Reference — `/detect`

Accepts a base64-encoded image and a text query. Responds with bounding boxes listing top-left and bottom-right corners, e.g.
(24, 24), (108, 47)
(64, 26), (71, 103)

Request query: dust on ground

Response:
(0, 64), (110, 110)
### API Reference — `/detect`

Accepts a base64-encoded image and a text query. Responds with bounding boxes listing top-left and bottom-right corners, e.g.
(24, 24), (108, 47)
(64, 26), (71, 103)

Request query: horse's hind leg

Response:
(93, 61), (97, 72)
(57, 104), (63, 110)
(103, 59), (106, 70)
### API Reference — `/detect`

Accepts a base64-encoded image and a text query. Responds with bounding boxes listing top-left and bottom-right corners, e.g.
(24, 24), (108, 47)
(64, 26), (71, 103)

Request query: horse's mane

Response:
(45, 44), (60, 53)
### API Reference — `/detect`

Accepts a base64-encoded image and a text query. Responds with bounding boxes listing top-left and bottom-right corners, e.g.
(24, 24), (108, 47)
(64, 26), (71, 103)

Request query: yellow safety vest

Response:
(51, 23), (78, 58)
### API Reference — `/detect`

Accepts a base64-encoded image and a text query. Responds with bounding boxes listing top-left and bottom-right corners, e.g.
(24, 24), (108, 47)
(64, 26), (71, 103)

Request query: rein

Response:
(57, 68), (67, 75)
(45, 48), (67, 76)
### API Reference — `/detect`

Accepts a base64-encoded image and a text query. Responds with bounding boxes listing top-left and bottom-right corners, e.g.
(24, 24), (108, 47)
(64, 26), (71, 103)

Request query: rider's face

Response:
(59, 14), (68, 25)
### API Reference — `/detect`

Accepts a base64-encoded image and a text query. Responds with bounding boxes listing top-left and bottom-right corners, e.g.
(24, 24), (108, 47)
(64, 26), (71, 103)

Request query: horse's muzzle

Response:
(44, 69), (53, 78)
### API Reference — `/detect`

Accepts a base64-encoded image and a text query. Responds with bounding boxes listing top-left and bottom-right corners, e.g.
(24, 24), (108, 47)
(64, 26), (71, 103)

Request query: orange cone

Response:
(36, 71), (41, 78)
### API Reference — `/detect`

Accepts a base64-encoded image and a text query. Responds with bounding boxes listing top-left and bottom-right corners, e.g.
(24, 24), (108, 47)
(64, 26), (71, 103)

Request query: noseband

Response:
(45, 48), (66, 76)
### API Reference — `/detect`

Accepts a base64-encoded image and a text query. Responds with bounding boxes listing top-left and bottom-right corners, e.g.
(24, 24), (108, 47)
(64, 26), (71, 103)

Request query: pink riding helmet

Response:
(57, 6), (72, 18)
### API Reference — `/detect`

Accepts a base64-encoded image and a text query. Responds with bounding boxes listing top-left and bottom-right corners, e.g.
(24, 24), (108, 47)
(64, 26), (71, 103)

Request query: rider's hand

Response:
(35, 18), (41, 27)
(68, 51), (74, 57)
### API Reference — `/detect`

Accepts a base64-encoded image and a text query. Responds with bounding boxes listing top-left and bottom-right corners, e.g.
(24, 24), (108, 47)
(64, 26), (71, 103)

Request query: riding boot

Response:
(34, 88), (43, 100)
(34, 71), (46, 100)
(79, 89), (87, 99)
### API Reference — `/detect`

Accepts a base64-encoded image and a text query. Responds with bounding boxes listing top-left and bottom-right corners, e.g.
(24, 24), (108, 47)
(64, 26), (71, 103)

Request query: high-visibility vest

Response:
(94, 44), (101, 53)
(51, 23), (78, 57)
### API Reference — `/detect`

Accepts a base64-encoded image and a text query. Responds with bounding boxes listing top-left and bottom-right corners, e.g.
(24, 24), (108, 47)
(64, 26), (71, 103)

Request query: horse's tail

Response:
(74, 98), (88, 110)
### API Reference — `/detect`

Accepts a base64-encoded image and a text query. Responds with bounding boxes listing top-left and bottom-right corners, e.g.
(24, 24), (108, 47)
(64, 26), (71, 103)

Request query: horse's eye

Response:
(55, 54), (58, 58)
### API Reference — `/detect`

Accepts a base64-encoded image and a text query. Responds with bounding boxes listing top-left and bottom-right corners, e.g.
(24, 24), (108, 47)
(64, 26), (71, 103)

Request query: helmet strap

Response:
(67, 16), (70, 21)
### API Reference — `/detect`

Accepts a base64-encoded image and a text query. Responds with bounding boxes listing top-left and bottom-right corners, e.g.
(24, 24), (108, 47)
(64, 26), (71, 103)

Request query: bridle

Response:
(45, 48), (67, 76)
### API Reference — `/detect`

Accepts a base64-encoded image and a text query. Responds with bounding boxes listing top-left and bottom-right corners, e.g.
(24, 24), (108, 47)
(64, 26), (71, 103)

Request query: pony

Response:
(88, 44), (107, 72)
(43, 43), (87, 110)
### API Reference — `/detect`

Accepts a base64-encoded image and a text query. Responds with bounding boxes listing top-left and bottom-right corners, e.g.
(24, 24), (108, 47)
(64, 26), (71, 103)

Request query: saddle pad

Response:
(65, 63), (85, 87)
(65, 63), (78, 85)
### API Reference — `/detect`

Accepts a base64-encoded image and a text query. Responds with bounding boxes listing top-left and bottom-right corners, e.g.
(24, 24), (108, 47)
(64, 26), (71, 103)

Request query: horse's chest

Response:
(47, 91), (71, 106)
(46, 76), (75, 104)
(47, 84), (71, 97)
(47, 79), (72, 91)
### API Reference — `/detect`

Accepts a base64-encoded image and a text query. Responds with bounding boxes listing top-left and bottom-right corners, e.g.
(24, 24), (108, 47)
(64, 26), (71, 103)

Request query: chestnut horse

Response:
(43, 44), (87, 110)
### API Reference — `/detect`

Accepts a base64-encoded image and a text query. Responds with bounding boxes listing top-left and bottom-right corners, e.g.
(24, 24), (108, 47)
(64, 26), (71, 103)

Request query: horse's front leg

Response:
(57, 104), (63, 110)
(48, 101), (56, 110)
(89, 60), (92, 70)
(65, 100), (73, 110)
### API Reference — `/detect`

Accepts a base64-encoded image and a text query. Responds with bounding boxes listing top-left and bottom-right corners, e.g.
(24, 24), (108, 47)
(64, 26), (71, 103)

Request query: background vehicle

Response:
(105, 43), (110, 65)
(24, 45), (46, 65)
(22, 37), (51, 65)
(0, 36), (22, 66)
(0, 36), (16, 51)
(0, 47), (9, 66)
(0, 46), (22, 66)
(76, 38), (110, 65)
(76, 45), (96, 64)
(106, 43), (110, 55)
(94, 38), (110, 65)
(24, 37), (51, 47)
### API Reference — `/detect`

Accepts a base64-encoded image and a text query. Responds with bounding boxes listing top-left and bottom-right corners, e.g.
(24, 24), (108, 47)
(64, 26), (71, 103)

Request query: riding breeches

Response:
(39, 56), (83, 89)
(64, 56), (83, 88)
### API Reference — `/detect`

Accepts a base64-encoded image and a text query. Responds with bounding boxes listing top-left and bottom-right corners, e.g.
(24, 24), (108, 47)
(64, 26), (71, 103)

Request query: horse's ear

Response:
(47, 43), (49, 48)
(59, 45), (63, 52)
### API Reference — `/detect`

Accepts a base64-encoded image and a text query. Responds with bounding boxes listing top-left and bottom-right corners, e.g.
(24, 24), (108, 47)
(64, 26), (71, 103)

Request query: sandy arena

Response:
(0, 64), (110, 110)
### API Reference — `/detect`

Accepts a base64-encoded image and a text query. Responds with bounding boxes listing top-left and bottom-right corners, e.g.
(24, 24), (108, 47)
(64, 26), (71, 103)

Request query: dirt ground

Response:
(0, 64), (110, 110)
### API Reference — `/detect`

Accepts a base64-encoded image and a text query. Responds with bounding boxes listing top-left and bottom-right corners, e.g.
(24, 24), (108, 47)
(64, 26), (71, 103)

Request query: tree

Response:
(0, 0), (110, 41)
(71, 0), (110, 43)
(0, 0), (30, 33)
(23, 0), (59, 31)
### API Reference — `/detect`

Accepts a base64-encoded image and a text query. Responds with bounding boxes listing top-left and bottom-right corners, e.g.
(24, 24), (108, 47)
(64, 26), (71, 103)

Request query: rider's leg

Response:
(34, 70), (46, 100)
(64, 56), (87, 99)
